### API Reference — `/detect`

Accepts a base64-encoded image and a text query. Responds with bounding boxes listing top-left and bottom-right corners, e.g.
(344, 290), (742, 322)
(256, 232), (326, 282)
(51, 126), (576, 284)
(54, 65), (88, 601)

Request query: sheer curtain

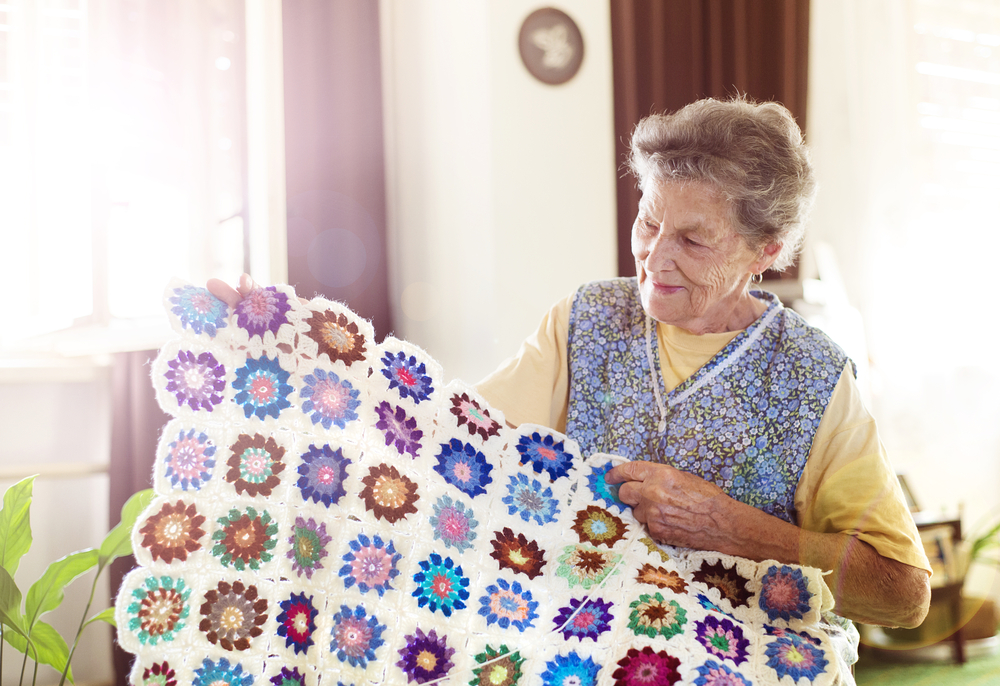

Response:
(808, 0), (1000, 593)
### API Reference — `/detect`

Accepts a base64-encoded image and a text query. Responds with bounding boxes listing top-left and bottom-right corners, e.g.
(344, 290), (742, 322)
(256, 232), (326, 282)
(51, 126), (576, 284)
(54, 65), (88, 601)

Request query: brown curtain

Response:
(610, 0), (810, 278)
(282, 0), (392, 339)
(109, 351), (169, 686)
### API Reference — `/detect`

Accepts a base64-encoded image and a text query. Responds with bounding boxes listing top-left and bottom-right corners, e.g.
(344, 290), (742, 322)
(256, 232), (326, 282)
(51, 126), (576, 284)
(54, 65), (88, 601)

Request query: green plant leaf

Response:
(3, 620), (74, 682)
(0, 476), (35, 576)
(98, 489), (155, 568)
(0, 565), (25, 638)
(25, 549), (99, 628)
(83, 607), (115, 629)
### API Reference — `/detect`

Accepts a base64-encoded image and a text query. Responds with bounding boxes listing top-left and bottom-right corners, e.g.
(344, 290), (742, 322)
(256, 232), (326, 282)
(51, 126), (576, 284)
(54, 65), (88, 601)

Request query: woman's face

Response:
(632, 180), (778, 334)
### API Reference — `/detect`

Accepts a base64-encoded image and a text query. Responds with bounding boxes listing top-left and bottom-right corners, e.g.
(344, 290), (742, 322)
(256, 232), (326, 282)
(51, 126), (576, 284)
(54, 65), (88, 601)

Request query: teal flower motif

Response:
(193, 658), (253, 686)
(169, 285), (229, 337)
(412, 553), (470, 616)
(127, 576), (191, 645)
(503, 472), (558, 525)
(540, 652), (601, 686)
(587, 460), (626, 513)
(430, 495), (477, 552)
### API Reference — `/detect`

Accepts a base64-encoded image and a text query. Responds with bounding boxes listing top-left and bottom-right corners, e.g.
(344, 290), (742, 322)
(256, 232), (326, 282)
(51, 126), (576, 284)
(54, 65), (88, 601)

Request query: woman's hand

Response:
(606, 460), (930, 628)
(207, 273), (257, 309)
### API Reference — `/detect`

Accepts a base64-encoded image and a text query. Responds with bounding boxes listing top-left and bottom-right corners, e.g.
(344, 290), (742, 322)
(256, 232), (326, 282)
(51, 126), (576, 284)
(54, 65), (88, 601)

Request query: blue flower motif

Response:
(380, 351), (434, 402)
(586, 461), (626, 512)
(540, 652), (601, 686)
(516, 431), (574, 480)
(430, 495), (478, 552)
(759, 565), (813, 621)
(503, 472), (559, 525)
(169, 285), (229, 336)
(193, 658), (253, 686)
(433, 439), (493, 498)
(764, 627), (828, 681)
(297, 444), (350, 507)
(299, 368), (360, 430)
(164, 428), (215, 490)
(693, 660), (752, 686)
(339, 533), (401, 596)
(276, 592), (317, 654)
(330, 605), (385, 668)
(478, 577), (538, 631)
(412, 553), (470, 616)
(233, 355), (293, 420)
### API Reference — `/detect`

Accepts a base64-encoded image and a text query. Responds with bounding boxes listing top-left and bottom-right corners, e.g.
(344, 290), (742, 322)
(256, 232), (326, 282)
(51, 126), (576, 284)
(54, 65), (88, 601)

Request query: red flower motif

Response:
(489, 528), (546, 579)
(141, 661), (177, 686)
(139, 500), (206, 563)
(359, 463), (419, 523)
(612, 646), (681, 686)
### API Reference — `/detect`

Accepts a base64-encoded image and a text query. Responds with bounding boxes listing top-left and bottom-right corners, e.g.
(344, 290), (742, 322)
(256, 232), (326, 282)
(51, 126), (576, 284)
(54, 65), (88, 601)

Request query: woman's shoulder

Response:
(776, 304), (856, 376)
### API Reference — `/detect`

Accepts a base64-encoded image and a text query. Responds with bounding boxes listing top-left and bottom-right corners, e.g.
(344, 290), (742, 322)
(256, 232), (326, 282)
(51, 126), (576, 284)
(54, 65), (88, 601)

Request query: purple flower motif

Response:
(235, 286), (291, 338)
(553, 597), (614, 641)
(396, 627), (454, 684)
(478, 577), (538, 632)
(287, 516), (331, 579)
(270, 667), (306, 686)
(297, 444), (350, 507)
(164, 350), (226, 411)
(412, 553), (470, 617)
(759, 565), (813, 622)
(277, 592), (318, 655)
(233, 355), (293, 420)
(433, 439), (493, 498)
(169, 285), (229, 337)
(380, 351), (434, 403)
(330, 605), (386, 668)
(374, 401), (423, 458)
(300, 369), (360, 430)
(764, 627), (828, 681)
(164, 428), (216, 490)
(339, 533), (401, 596)
(693, 660), (752, 686)
(430, 495), (477, 553)
(695, 615), (750, 665)
(503, 472), (559, 525)
(516, 431), (574, 480)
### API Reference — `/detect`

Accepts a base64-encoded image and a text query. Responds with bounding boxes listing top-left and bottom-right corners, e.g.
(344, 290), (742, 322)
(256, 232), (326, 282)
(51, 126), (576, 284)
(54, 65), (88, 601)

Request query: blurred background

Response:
(0, 0), (998, 683)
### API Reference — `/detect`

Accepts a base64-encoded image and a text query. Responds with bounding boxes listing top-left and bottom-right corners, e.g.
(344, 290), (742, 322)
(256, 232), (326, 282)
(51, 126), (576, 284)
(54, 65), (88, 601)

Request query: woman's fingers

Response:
(207, 273), (256, 308)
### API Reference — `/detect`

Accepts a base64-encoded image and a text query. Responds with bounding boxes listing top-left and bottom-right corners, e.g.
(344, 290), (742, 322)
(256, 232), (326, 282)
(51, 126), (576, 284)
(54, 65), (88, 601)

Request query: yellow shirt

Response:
(477, 293), (930, 573)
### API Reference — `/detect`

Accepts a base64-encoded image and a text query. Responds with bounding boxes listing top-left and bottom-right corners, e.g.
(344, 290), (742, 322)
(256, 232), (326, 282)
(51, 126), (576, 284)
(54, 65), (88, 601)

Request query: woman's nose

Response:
(643, 230), (677, 270)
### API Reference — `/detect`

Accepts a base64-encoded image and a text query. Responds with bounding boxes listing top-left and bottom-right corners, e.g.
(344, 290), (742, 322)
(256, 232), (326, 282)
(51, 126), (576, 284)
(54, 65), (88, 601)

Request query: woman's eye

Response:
(684, 236), (703, 247)
(643, 221), (658, 231)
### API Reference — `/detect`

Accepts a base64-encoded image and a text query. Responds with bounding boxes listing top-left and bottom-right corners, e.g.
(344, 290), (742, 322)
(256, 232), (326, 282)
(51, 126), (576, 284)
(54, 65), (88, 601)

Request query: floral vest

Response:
(565, 278), (853, 524)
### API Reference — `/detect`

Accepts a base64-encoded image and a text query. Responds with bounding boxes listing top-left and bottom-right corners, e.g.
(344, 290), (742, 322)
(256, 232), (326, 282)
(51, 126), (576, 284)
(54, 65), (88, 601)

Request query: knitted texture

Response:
(116, 279), (852, 686)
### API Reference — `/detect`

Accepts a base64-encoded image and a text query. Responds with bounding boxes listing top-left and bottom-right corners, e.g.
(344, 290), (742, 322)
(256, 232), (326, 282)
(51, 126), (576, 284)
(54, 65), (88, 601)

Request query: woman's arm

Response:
(606, 460), (931, 628)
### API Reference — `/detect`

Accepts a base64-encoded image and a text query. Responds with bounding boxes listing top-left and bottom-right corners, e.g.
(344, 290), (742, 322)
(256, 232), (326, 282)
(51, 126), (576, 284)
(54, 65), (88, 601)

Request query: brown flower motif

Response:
(225, 433), (285, 497)
(489, 528), (546, 579)
(572, 506), (627, 547)
(199, 580), (268, 651)
(556, 544), (621, 589)
(304, 310), (366, 365)
(693, 559), (752, 608)
(211, 507), (279, 570)
(359, 463), (419, 523)
(636, 563), (688, 593)
(449, 393), (501, 441)
(139, 500), (206, 563)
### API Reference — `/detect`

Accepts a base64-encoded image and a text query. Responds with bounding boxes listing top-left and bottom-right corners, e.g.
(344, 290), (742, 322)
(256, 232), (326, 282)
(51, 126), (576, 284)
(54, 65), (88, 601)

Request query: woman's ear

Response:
(753, 243), (782, 274)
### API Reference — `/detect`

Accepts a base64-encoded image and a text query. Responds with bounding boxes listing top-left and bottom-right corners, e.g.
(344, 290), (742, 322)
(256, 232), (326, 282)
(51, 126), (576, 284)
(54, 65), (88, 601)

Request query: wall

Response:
(379, 0), (618, 384)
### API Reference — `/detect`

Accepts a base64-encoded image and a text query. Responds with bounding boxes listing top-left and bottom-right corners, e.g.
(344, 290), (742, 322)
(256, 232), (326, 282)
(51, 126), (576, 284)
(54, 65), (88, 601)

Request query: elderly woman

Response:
(475, 97), (930, 631)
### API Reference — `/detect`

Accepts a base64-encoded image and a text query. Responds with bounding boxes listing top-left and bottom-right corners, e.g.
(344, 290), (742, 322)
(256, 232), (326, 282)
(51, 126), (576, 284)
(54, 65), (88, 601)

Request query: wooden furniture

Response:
(914, 514), (966, 664)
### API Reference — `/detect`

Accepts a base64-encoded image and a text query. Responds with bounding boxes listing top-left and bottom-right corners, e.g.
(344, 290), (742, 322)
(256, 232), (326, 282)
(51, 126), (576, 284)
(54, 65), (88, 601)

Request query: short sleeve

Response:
(796, 365), (931, 573)
(475, 293), (573, 431)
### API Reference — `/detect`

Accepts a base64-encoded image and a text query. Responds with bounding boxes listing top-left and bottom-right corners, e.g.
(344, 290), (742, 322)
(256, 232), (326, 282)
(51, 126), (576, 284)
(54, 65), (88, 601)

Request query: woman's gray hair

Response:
(627, 97), (816, 271)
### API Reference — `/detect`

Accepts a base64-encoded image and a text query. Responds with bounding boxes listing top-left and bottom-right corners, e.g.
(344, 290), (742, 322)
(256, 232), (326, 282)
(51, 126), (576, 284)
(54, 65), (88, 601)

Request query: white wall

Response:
(379, 0), (618, 384)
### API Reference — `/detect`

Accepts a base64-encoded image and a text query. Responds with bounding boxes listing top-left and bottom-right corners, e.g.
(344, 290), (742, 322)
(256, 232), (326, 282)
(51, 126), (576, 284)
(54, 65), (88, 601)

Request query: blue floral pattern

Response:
(502, 473), (558, 525)
(764, 626), (829, 682)
(565, 279), (851, 522)
(412, 553), (470, 616)
(430, 495), (477, 552)
(169, 285), (229, 337)
(330, 605), (385, 668)
(233, 355), (294, 420)
(433, 439), (493, 498)
(478, 577), (538, 631)
(164, 428), (215, 490)
(380, 351), (434, 402)
(193, 658), (253, 686)
(693, 660), (753, 686)
(586, 460), (626, 512)
(516, 431), (574, 480)
(296, 444), (350, 507)
(300, 369), (360, 430)
(339, 533), (401, 596)
(540, 653), (601, 686)
(759, 565), (813, 622)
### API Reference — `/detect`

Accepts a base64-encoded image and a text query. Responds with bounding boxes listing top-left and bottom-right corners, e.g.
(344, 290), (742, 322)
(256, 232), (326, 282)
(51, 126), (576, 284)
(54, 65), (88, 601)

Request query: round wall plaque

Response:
(518, 7), (585, 86)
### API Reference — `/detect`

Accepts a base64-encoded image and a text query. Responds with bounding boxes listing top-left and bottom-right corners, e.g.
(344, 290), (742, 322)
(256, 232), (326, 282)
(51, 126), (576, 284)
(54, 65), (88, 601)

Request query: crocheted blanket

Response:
(115, 280), (852, 686)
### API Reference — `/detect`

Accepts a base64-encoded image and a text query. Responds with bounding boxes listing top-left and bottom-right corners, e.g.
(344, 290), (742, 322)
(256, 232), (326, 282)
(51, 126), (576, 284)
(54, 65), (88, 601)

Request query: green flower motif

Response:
(555, 544), (621, 590)
(628, 592), (687, 639)
(127, 576), (192, 645)
(211, 506), (279, 570)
